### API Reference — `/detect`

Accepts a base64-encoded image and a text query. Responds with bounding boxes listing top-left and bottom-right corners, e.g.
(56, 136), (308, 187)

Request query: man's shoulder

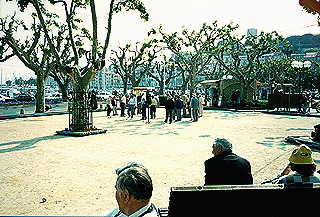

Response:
(205, 152), (250, 165)
(205, 155), (221, 165)
(226, 152), (249, 161)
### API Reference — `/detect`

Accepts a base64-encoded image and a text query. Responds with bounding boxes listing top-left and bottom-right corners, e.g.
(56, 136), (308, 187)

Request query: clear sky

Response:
(111, 0), (320, 40)
(1, 0), (319, 83)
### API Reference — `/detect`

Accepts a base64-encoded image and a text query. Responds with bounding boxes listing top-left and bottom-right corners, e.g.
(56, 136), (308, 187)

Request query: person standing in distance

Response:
(164, 96), (175, 124)
(190, 94), (199, 122)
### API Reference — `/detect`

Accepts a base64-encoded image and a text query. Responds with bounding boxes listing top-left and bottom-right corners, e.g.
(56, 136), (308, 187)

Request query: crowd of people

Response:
(105, 137), (320, 217)
(90, 90), (206, 123)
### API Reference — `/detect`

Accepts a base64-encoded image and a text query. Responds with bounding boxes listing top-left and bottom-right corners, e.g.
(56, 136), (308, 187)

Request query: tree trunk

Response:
(180, 70), (189, 95)
(35, 72), (46, 113)
(181, 83), (187, 95)
(189, 75), (196, 99)
(241, 80), (252, 101)
(159, 79), (165, 95)
(61, 85), (69, 102)
(122, 76), (128, 95)
(54, 74), (69, 102)
(242, 85), (248, 101)
(69, 84), (92, 132)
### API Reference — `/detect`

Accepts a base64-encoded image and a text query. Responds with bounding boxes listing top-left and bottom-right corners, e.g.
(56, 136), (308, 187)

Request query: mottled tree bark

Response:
(35, 72), (46, 113)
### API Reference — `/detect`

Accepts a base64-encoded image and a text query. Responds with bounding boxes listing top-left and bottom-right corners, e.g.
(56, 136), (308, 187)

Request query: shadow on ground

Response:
(285, 128), (311, 132)
(257, 136), (320, 154)
(102, 118), (194, 136)
(0, 135), (65, 154)
(256, 137), (288, 150)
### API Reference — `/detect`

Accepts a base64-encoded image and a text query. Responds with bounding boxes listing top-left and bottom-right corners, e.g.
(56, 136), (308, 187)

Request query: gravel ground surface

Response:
(1, 108), (320, 215)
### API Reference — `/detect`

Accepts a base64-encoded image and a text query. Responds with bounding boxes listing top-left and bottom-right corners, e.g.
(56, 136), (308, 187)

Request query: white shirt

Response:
(199, 96), (205, 105)
(105, 204), (158, 217)
(121, 95), (127, 104)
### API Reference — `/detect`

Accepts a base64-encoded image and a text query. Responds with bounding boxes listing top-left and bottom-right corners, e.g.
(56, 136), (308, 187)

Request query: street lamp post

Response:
(291, 60), (312, 93)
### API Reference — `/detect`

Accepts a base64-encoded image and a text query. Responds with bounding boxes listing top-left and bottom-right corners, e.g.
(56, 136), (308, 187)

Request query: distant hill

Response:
(286, 34), (320, 54)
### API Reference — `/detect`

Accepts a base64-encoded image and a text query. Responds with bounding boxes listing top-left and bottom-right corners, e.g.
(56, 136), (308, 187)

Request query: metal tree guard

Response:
(68, 90), (93, 132)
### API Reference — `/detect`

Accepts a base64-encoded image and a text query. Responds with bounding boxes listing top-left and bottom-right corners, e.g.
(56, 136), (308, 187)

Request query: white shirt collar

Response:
(130, 204), (157, 217)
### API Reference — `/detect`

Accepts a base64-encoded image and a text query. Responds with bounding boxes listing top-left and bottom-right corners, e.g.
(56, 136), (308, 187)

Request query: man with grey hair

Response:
(204, 138), (253, 185)
(190, 94), (199, 122)
(106, 162), (159, 217)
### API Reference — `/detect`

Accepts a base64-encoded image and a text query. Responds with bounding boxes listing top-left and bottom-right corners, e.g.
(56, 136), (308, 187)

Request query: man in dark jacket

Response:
(204, 138), (253, 185)
(164, 96), (175, 124)
(174, 95), (183, 121)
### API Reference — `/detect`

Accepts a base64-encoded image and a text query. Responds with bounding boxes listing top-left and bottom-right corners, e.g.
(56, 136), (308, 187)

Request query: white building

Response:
(90, 68), (123, 91)
(247, 28), (258, 37)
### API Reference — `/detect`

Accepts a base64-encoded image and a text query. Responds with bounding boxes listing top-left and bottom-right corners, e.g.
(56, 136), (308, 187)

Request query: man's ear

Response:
(122, 189), (131, 203)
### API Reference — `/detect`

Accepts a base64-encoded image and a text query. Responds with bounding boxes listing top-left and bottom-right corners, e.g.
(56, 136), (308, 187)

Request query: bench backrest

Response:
(168, 184), (320, 217)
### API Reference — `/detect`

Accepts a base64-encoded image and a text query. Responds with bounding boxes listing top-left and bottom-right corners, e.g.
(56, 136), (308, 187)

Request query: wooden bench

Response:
(159, 184), (320, 217)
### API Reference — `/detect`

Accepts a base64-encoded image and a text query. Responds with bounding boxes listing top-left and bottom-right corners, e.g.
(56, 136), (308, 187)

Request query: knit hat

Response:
(289, 145), (314, 164)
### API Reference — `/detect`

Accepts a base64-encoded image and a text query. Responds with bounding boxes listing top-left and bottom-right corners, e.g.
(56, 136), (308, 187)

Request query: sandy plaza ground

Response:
(1, 108), (320, 215)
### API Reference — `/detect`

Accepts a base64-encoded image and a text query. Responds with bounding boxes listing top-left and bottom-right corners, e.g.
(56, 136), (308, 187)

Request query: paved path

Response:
(0, 102), (69, 116)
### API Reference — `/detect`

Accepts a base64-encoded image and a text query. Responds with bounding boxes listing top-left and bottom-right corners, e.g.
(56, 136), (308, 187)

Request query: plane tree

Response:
(110, 39), (161, 93)
(156, 22), (234, 97)
(0, 37), (14, 62)
(211, 29), (289, 101)
(1, 6), (83, 109)
(259, 58), (293, 89)
(7, 0), (149, 132)
(0, 13), (55, 113)
(146, 55), (182, 95)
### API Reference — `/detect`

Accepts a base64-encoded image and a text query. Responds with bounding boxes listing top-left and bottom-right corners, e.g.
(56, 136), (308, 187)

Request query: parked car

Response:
(0, 94), (16, 102)
(15, 94), (35, 102)
(45, 92), (62, 101)
(96, 92), (111, 101)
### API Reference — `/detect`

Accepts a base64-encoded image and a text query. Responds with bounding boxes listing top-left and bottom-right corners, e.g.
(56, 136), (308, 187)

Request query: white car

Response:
(96, 92), (112, 101)
(45, 92), (63, 101)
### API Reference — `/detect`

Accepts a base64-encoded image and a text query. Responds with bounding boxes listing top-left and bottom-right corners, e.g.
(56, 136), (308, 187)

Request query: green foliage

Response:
(156, 21), (239, 95)
(5, 0), (30, 11)
(259, 58), (292, 83)
(80, 28), (92, 41)
(0, 38), (7, 60)
(215, 29), (288, 84)
(240, 99), (268, 108)
(17, 0), (31, 11)
(113, 0), (149, 21)
(110, 38), (161, 87)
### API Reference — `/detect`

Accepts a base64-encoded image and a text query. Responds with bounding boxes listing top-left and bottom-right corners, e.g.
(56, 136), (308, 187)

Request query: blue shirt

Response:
(190, 97), (199, 108)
